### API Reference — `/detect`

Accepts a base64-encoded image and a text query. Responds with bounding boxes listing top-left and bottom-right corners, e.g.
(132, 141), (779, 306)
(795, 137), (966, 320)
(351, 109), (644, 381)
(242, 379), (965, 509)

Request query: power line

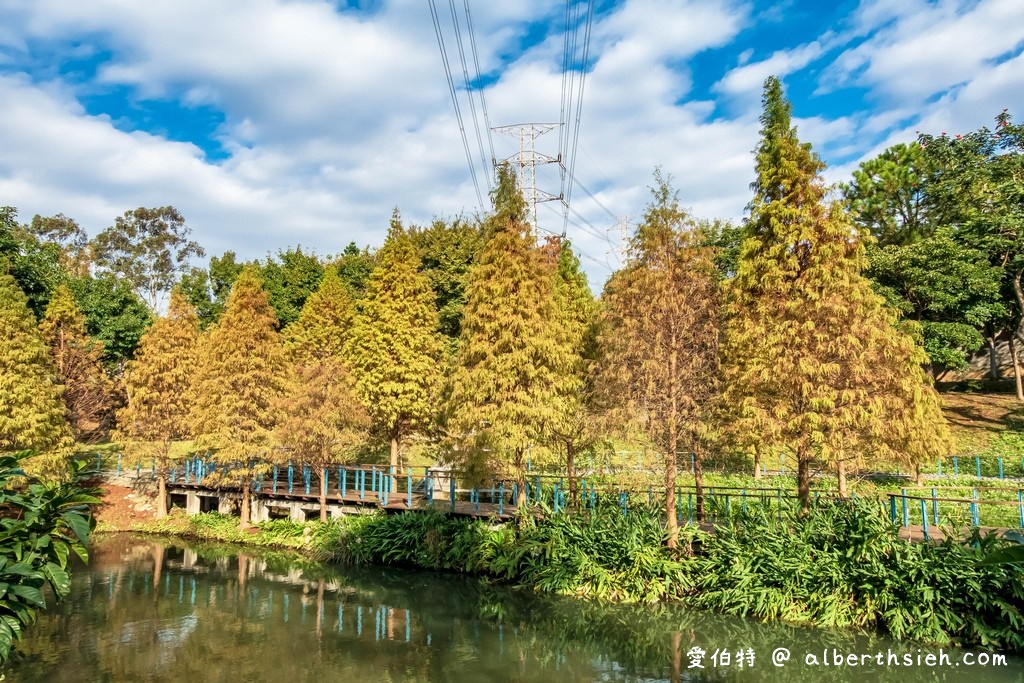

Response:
(448, 0), (491, 193)
(462, 0), (495, 168)
(563, 0), (595, 234)
(428, 0), (484, 209)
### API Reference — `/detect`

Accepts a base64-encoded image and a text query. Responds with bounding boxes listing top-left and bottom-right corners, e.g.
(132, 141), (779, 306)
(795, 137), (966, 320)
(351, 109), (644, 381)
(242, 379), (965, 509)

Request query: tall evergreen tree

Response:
(39, 284), (114, 443)
(445, 167), (573, 505)
(598, 172), (722, 546)
(277, 267), (366, 520)
(0, 272), (73, 477)
(116, 290), (199, 517)
(546, 238), (601, 505)
(723, 77), (952, 506)
(283, 270), (355, 363)
(191, 266), (289, 527)
(347, 214), (445, 473)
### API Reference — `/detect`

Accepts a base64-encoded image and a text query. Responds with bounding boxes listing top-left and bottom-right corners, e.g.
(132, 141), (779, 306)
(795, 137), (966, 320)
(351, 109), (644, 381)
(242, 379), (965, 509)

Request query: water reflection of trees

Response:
(5, 536), (1021, 683)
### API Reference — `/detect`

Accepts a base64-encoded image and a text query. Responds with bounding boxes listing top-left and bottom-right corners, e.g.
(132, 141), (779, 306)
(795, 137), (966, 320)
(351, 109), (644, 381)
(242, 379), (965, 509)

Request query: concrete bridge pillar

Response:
(186, 492), (201, 515)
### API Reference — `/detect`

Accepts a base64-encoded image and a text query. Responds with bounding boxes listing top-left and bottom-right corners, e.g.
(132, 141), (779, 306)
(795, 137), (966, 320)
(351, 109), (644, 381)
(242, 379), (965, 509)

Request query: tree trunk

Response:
(515, 448), (527, 508)
(797, 454), (810, 513)
(566, 445), (577, 508)
(693, 448), (706, 523)
(1010, 333), (1024, 402)
(915, 464), (924, 487)
(390, 435), (400, 489)
(837, 458), (847, 498)
(239, 486), (251, 529)
(319, 466), (328, 523)
(987, 332), (1000, 381)
(665, 433), (678, 549)
(752, 447), (762, 480)
(156, 473), (167, 520)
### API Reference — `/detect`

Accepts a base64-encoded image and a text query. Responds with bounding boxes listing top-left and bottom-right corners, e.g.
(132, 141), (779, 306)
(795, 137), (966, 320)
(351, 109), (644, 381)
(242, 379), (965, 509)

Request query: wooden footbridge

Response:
(97, 454), (1024, 541)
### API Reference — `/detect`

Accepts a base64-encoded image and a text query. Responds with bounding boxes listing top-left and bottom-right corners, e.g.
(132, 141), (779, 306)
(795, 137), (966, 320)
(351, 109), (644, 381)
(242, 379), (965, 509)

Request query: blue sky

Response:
(1, 0), (1022, 287)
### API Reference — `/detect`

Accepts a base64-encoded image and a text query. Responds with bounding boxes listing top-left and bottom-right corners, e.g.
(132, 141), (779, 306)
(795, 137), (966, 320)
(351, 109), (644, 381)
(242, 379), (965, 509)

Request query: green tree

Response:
(26, 213), (91, 277)
(1, 206), (64, 320)
(90, 206), (205, 311)
(331, 242), (377, 299)
(347, 218), (445, 473)
(179, 251), (246, 329)
(918, 112), (1024, 395)
(66, 274), (152, 367)
(598, 173), (722, 545)
(445, 166), (572, 505)
(0, 273), (73, 477)
(407, 216), (486, 349)
(259, 246), (324, 329)
(190, 267), (289, 527)
(722, 77), (952, 506)
(39, 284), (114, 443)
(845, 143), (1003, 373)
(116, 290), (200, 518)
(843, 142), (931, 246)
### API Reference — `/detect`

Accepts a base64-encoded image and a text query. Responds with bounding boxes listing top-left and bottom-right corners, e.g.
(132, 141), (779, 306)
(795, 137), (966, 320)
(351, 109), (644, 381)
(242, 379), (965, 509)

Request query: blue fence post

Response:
(288, 462), (294, 494)
(304, 465), (311, 495)
(359, 469), (365, 501)
(1018, 491), (1023, 529)
(742, 489), (747, 515)
(371, 467), (377, 497)
(498, 482), (504, 516)
(184, 460), (190, 484)
(340, 468), (347, 498)
(450, 475), (456, 512)
(407, 468), (412, 509)
(953, 456), (959, 476)
(971, 489), (980, 527)
(901, 488), (908, 527)
(323, 469), (328, 498)
(889, 495), (897, 524)
(976, 456), (982, 479)
(690, 453), (695, 474)
(920, 500), (929, 541)
(931, 487), (939, 526)
(425, 467), (432, 503)
(474, 488), (479, 514)
(619, 492), (627, 517)
(171, 467), (177, 485)
(998, 458), (1004, 480)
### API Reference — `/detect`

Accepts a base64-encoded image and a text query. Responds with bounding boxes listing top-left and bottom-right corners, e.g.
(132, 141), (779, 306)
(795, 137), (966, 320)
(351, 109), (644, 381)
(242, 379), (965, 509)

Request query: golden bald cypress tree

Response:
(445, 167), (574, 505)
(722, 77), (951, 508)
(116, 290), (199, 517)
(191, 266), (289, 527)
(346, 216), (445, 473)
(39, 283), (113, 443)
(0, 272), (73, 477)
(598, 172), (723, 546)
(282, 269), (355, 363)
(276, 268), (368, 521)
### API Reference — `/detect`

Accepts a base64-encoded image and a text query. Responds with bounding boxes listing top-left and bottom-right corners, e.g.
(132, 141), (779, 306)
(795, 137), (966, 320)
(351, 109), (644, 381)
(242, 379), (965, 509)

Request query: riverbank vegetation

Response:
(0, 451), (97, 663)
(127, 501), (1024, 654)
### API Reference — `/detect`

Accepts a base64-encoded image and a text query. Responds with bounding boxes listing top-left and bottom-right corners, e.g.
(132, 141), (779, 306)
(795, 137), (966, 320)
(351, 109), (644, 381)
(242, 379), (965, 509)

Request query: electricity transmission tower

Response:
(492, 123), (564, 232)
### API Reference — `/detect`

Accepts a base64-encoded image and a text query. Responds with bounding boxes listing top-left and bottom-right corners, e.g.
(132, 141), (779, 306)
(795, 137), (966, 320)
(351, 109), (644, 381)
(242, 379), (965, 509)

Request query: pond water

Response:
(2, 535), (1021, 682)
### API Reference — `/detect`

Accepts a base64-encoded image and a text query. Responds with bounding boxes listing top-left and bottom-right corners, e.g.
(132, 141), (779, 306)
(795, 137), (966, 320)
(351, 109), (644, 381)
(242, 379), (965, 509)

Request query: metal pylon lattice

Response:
(491, 123), (563, 232)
